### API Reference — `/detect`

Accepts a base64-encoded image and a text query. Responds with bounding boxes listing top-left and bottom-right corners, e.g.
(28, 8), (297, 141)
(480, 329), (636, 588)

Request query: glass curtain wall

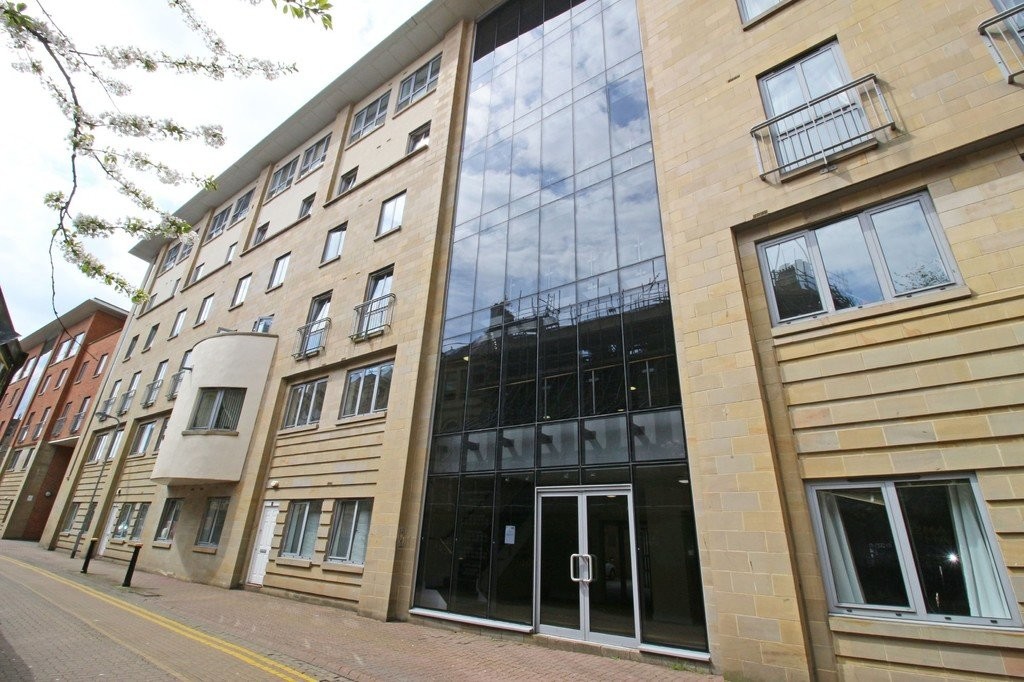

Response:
(416, 0), (707, 651)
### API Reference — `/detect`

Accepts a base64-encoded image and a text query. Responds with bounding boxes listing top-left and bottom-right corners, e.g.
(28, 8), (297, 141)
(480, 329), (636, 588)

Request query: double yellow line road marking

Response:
(0, 555), (317, 681)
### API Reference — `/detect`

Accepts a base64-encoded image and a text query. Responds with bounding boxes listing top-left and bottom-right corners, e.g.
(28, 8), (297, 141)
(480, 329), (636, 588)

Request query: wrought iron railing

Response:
(51, 417), (66, 438)
(750, 74), (896, 181)
(70, 412), (85, 434)
(118, 390), (135, 415)
(99, 397), (116, 416)
(33, 421), (45, 440)
(167, 371), (186, 399)
(980, 6), (1024, 83)
(350, 294), (396, 341)
(293, 318), (332, 358)
(142, 380), (162, 407)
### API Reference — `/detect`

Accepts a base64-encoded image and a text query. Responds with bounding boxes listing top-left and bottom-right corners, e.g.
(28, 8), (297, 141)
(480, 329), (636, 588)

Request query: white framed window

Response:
(154, 498), (183, 541)
(195, 497), (230, 547)
(758, 193), (959, 324)
(298, 193), (316, 219)
(231, 189), (255, 223)
(61, 501), (82, 533)
(232, 274), (252, 307)
(377, 192), (406, 237)
(143, 324), (159, 351)
(349, 91), (390, 143)
(297, 293), (331, 357)
(280, 500), (322, 558)
(253, 315), (274, 333)
(225, 242), (238, 263)
(397, 54), (441, 111)
(282, 377), (327, 428)
(340, 361), (393, 417)
(112, 502), (150, 540)
(189, 387), (245, 431)
(737, 0), (786, 22)
(326, 499), (372, 564)
(68, 332), (85, 358)
(169, 309), (186, 338)
(20, 447), (32, 470)
(267, 157), (299, 199)
(337, 168), (357, 195)
(299, 134), (331, 176)
(808, 476), (1020, 626)
(54, 337), (73, 362)
(6, 449), (20, 470)
(322, 224), (346, 263)
(54, 368), (69, 388)
(407, 122), (430, 154)
(95, 353), (108, 376)
(206, 207), (230, 242)
(131, 420), (156, 456)
(130, 502), (150, 540)
(144, 360), (168, 406)
(123, 335), (139, 361)
(120, 372), (140, 414)
(190, 262), (205, 284)
(111, 503), (134, 539)
(37, 375), (51, 394)
(105, 427), (125, 461)
(268, 253), (290, 289)
(252, 223), (269, 247)
(179, 241), (194, 261)
(162, 243), (181, 271)
(355, 267), (394, 338)
(195, 295), (214, 325)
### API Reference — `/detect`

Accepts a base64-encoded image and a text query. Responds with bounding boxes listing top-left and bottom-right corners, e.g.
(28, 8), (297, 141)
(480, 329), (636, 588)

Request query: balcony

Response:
(70, 412), (85, 434)
(99, 396), (116, 416)
(350, 294), (396, 341)
(117, 390), (135, 415)
(32, 422), (44, 440)
(293, 318), (332, 358)
(142, 380), (162, 407)
(51, 417), (66, 438)
(167, 371), (186, 399)
(17, 425), (29, 443)
(980, 6), (1024, 83)
(750, 74), (896, 182)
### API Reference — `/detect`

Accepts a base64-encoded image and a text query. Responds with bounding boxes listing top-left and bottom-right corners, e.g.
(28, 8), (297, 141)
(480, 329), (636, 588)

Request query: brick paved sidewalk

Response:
(0, 540), (721, 681)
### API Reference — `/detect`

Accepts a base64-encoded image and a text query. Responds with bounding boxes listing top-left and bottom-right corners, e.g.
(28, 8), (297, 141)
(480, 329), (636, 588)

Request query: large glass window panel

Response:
(603, 0), (642, 67)
(450, 475), (496, 617)
(614, 163), (663, 267)
(538, 307), (578, 420)
(482, 139), (513, 214)
(634, 464), (707, 650)
(578, 299), (626, 416)
(571, 13), (605, 87)
(762, 235), (825, 321)
(499, 425), (536, 469)
(510, 123), (542, 201)
(505, 210), (540, 300)
(573, 90), (612, 175)
(608, 70), (652, 156)
(491, 473), (535, 623)
(431, 435), (463, 474)
(538, 420), (578, 467)
(435, 336), (470, 434)
(631, 409), (686, 461)
(871, 201), (953, 294)
(464, 429), (498, 471)
(539, 196), (575, 291)
(488, 64), (518, 135)
(475, 226), (508, 310)
(416, 477), (458, 611)
(501, 319), (537, 425)
(515, 50), (543, 119)
(575, 180), (616, 279)
(541, 106), (574, 187)
(447, 235), (479, 320)
(542, 33), (572, 103)
(455, 152), (486, 226)
(582, 414), (628, 464)
(815, 217), (884, 309)
(465, 329), (502, 429)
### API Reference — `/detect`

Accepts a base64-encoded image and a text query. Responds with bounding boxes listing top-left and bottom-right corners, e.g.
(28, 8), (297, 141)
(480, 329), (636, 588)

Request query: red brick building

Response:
(0, 299), (126, 540)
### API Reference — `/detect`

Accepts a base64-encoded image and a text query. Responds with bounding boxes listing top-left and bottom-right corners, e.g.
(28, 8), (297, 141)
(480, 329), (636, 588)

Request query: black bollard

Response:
(122, 544), (142, 587)
(81, 538), (98, 574)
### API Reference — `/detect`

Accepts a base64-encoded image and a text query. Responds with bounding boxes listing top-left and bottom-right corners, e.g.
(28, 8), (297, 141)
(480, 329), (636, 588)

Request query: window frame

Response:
(337, 168), (357, 195)
(232, 274), (252, 307)
(407, 122), (431, 154)
(321, 224), (346, 263)
(195, 497), (230, 547)
(349, 91), (390, 143)
(206, 207), (230, 242)
(298, 193), (316, 219)
(253, 315), (274, 333)
(231, 189), (255, 224)
(188, 387), (246, 432)
(252, 223), (269, 247)
(325, 498), (373, 564)
(281, 377), (328, 429)
(280, 500), (323, 558)
(170, 309), (187, 338)
(376, 192), (406, 237)
(757, 192), (961, 325)
(195, 295), (214, 325)
(267, 157), (299, 199)
(397, 54), (441, 111)
(807, 476), (1020, 627)
(268, 253), (290, 289)
(339, 361), (394, 418)
(131, 420), (157, 456)
(737, 0), (787, 23)
(61, 501), (82, 533)
(154, 498), (183, 542)
(299, 134), (331, 176)
(143, 324), (159, 351)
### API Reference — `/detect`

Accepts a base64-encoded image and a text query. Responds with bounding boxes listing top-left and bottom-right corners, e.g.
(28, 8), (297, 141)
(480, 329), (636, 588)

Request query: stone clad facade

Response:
(37, 1), (1024, 679)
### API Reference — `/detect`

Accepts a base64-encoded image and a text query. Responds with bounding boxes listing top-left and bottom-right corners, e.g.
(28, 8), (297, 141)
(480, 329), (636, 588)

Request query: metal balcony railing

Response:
(142, 380), (162, 407)
(293, 318), (332, 358)
(70, 412), (85, 434)
(350, 294), (396, 341)
(17, 425), (29, 442)
(51, 417), (66, 438)
(980, 6), (1024, 83)
(750, 74), (896, 182)
(118, 390), (136, 415)
(33, 422), (45, 440)
(99, 397), (116, 416)
(167, 371), (186, 399)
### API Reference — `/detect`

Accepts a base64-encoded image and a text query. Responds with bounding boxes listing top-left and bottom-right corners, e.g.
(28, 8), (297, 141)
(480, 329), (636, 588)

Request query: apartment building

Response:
(0, 299), (126, 541)
(0, 287), (25, 401)
(41, 0), (1024, 679)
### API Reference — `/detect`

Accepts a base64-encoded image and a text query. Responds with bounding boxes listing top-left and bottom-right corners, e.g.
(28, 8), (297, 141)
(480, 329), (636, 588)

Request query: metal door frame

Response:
(533, 484), (640, 648)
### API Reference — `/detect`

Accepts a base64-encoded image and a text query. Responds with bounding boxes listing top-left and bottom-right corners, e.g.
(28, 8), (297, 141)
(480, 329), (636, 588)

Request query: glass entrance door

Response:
(536, 486), (639, 647)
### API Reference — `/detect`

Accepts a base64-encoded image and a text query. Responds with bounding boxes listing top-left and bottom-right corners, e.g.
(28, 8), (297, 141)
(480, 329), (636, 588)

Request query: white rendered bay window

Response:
(188, 388), (245, 431)
(758, 193), (959, 324)
(808, 477), (1019, 626)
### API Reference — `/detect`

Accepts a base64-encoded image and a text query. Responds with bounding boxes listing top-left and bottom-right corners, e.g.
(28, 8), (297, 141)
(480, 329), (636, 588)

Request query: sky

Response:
(0, 0), (428, 336)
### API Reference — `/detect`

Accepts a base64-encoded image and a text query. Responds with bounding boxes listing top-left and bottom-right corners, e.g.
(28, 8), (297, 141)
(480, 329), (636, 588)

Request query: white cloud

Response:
(0, 0), (428, 335)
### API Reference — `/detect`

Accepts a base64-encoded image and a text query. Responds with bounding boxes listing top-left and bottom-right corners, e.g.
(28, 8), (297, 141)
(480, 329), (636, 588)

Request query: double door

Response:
(535, 486), (640, 648)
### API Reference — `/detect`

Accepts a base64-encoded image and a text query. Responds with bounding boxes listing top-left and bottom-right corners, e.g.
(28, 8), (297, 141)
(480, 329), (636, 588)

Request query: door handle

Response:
(570, 553), (581, 583)
(581, 554), (595, 584)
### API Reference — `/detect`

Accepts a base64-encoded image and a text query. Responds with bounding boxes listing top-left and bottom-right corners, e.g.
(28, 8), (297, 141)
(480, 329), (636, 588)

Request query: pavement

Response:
(0, 540), (722, 681)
